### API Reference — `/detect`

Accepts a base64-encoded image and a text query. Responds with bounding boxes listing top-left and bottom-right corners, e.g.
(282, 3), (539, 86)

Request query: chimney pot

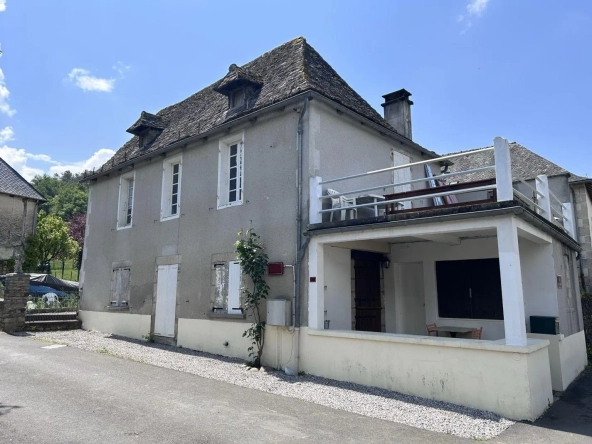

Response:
(382, 89), (413, 140)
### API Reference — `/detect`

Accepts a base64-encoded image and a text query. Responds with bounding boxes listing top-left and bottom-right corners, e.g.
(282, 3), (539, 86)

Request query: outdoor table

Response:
(431, 326), (474, 338)
(355, 194), (386, 217)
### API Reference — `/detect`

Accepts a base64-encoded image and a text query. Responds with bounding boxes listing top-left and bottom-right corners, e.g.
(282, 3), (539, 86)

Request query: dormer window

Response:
(214, 64), (263, 113)
(229, 88), (246, 109)
(138, 133), (146, 149)
(126, 111), (166, 149)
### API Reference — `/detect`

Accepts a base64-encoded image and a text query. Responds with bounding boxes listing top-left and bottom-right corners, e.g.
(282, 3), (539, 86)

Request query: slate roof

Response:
(91, 37), (398, 176)
(0, 157), (46, 201)
(443, 142), (571, 183)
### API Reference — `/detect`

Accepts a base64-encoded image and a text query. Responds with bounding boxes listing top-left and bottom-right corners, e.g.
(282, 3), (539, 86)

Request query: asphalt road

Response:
(1, 332), (590, 443)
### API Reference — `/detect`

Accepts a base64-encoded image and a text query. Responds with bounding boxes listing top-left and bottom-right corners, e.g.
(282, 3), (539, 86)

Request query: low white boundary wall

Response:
(79, 310), (151, 340)
(177, 318), (252, 360)
(300, 329), (552, 421)
(528, 330), (588, 391)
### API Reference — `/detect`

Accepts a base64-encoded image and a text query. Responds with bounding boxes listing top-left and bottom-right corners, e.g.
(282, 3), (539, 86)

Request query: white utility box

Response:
(266, 299), (292, 326)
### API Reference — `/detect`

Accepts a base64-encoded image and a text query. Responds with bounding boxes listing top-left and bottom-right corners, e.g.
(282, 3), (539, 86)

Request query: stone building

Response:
(0, 157), (46, 271)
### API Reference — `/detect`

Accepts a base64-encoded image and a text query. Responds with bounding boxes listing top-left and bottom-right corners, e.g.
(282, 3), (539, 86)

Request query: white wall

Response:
(519, 238), (559, 332)
(79, 310), (151, 340)
(390, 238), (505, 340)
(528, 331), (588, 391)
(392, 263), (425, 335)
(323, 246), (352, 330)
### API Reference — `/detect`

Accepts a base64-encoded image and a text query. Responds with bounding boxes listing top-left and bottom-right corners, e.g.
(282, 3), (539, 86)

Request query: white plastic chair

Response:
(327, 189), (357, 221)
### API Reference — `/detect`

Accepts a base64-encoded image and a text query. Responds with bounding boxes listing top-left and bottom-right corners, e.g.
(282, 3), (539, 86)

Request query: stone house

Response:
(0, 157), (45, 271)
(79, 37), (587, 421)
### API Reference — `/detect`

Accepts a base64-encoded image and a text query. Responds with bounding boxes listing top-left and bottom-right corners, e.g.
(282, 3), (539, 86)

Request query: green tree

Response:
(23, 212), (80, 272)
(31, 172), (88, 219)
(235, 229), (269, 368)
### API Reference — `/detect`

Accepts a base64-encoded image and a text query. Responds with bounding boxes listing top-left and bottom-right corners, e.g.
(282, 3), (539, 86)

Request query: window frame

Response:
(161, 154), (182, 221)
(229, 88), (246, 108)
(117, 171), (135, 230)
(217, 133), (244, 210)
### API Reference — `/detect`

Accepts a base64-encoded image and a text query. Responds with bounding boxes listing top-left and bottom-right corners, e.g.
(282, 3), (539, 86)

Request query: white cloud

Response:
(48, 148), (115, 175)
(67, 68), (115, 92)
(0, 68), (16, 116)
(458, 0), (490, 34)
(112, 61), (131, 78)
(0, 0), (6, 12)
(467, 0), (489, 17)
(0, 127), (116, 180)
(0, 125), (14, 144)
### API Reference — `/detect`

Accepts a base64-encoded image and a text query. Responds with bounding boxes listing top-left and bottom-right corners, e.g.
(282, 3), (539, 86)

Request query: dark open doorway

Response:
(352, 250), (383, 332)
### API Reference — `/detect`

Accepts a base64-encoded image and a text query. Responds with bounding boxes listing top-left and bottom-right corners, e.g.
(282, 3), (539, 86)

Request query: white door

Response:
(392, 150), (412, 210)
(227, 261), (242, 314)
(154, 264), (178, 337)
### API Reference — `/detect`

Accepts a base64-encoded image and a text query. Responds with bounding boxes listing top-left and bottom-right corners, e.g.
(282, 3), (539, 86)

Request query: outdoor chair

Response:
(426, 323), (438, 336)
(471, 327), (483, 339)
(327, 189), (357, 221)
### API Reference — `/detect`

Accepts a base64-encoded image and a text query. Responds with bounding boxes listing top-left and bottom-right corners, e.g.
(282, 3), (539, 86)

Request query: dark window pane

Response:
(172, 195), (178, 205)
(230, 156), (237, 168)
(230, 168), (237, 179)
(230, 144), (237, 156)
(173, 164), (179, 174)
(172, 184), (178, 194)
(229, 178), (237, 191)
(171, 204), (177, 215)
(229, 190), (236, 202)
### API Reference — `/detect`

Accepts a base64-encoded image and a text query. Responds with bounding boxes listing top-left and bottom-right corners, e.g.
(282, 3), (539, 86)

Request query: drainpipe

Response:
(292, 97), (309, 374)
(571, 186), (587, 292)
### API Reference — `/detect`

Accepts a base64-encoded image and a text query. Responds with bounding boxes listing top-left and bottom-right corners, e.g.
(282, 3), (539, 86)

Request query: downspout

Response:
(571, 186), (587, 292)
(292, 97), (309, 373)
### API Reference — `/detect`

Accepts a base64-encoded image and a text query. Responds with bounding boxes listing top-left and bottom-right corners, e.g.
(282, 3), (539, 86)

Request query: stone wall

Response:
(0, 195), (36, 261)
(0, 273), (30, 332)
(573, 184), (592, 292)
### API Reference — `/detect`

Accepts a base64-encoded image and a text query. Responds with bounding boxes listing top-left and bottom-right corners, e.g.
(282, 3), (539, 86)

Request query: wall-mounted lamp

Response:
(381, 257), (391, 269)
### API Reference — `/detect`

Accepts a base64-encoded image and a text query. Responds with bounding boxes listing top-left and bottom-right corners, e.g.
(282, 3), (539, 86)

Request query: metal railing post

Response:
(494, 137), (513, 202)
(562, 202), (575, 238)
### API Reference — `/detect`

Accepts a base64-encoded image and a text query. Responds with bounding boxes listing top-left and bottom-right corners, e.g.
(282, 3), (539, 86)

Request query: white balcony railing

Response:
(310, 137), (576, 239)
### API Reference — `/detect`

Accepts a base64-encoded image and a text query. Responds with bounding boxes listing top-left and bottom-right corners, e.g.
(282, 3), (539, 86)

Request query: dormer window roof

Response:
(213, 64), (263, 96)
(126, 111), (166, 136)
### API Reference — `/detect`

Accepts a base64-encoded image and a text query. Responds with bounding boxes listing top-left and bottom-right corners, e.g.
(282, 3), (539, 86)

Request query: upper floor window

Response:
(117, 171), (135, 229)
(161, 155), (182, 220)
(218, 134), (244, 209)
(229, 88), (245, 108)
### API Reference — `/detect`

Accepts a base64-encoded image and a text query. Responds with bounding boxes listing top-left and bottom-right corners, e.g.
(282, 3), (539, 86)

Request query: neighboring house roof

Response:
(0, 157), (46, 201)
(93, 37), (401, 177)
(444, 142), (571, 183)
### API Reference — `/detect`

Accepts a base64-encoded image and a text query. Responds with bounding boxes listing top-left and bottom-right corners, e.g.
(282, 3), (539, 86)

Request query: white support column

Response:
(309, 176), (322, 224)
(535, 175), (552, 221)
(494, 136), (513, 202)
(562, 202), (575, 238)
(497, 217), (528, 346)
(308, 238), (324, 330)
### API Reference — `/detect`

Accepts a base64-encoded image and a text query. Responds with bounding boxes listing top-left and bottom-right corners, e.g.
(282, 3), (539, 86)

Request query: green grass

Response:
(49, 259), (80, 281)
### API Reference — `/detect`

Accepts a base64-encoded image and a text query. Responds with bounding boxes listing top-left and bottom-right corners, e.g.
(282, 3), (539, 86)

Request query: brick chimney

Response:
(381, 89), (413, 140)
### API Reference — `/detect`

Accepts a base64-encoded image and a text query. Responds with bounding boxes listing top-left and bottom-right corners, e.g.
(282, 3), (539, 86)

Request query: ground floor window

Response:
(436, 258), (503, 320)
(111, 268), (130, 307)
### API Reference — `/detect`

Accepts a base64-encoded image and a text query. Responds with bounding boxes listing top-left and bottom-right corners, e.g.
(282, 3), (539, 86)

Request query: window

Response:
(213, 261), (242, 314)
(117, 172), (135, 229)
(436, 258), (503, 320)
(217, 134), (244, 209)
(111, 267), (130, 307)
(161, 155), (182, 220)
(229, 88), (245, 108)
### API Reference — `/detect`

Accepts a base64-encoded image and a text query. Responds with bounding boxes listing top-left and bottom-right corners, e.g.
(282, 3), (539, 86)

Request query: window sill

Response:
(116, 225), (132, 231)
(217, 201), (244, 210)
(160, 214), (180, 222)
(207, 312), (245, 320)
(106, 306), (130, 312)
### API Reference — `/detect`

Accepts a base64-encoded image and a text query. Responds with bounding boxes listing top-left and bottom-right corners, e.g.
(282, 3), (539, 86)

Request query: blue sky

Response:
(0, 0), (590, 180)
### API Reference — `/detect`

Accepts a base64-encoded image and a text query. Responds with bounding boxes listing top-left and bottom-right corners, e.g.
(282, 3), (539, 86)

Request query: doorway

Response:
(352, 251), (383, 332)
(154, 264), (178, 338)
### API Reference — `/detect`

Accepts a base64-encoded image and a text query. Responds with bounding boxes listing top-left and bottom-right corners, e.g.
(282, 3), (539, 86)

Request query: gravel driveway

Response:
(34, 330), (513, 440)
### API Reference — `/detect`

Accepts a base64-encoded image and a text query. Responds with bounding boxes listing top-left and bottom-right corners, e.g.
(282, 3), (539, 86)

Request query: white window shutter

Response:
(227, 261), (241, 314)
